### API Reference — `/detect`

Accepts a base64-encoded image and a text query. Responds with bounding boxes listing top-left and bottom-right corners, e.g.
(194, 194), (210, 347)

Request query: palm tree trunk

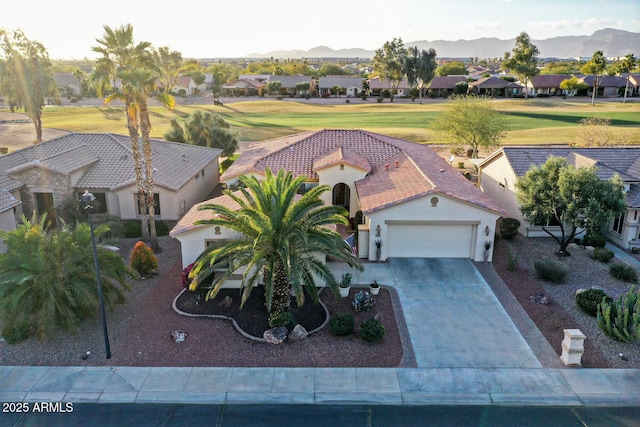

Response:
(271, 261), (291, 314)
(127, 120), (149, 242)
(140, 102), (158, 251)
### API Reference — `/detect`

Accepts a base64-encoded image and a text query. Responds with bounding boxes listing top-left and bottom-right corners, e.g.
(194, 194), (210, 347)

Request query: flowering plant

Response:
(181, 263), (194, 288)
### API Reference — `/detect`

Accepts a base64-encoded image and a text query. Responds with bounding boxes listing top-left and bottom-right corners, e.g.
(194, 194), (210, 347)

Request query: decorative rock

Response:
(567, 243), (578, 250)
(219, 296), (233, 307)
(171, 330), (187, 343)
(530, 293), (549, 304)
(263, 326), (288, 344)
(289, 324), (308, 341)
(575, 288), (586, 296)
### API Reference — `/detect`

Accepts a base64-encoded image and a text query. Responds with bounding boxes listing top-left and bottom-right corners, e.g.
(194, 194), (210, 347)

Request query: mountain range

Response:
(245, 28), (639, 59)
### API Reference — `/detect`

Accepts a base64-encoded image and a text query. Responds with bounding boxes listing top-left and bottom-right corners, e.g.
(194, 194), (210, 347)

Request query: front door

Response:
(332, 183), (350, 213)
(34, 192), (57, 227)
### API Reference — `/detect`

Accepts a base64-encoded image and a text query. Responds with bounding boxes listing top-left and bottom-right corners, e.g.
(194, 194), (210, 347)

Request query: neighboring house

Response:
(427, 76), (467, 97)
(367, 77), (411, 97)
(264, 75), (314, 96)
(0, 133), (222, 231)
(580, 75), (634, 97)
(172, 76), (197, 95)
(54, 73), (81, 97)
(238, 74), (270, 83)
(0, 189), (22, 251)
(318, 76), (363, 97)
(468, 76), (523, 97)
(171, 129), (505, 269)
(222, 78), (265, 96)
(527, 74), (571, 97)
(479, 146), (640, 248)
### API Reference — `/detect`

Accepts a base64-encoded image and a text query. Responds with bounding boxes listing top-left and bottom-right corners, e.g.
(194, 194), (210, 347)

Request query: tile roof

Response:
(318, 76), (363, 89)
(529, 74), (571, 87)
(222, 129), (505, 215)
(469, 76), (523, 89)
(170, 192), (242, 236)
(0, 133), (221, 193)
(0, 189), (21, 213)
(265, 75), (313, 87)
(482, 146), (640, 207)
(428, 76), (467, 89)
(312, 147), (371, 173)
(222, 78), (266, 89)
(580, 75), (634, 88)
(367, 77), (411, 90)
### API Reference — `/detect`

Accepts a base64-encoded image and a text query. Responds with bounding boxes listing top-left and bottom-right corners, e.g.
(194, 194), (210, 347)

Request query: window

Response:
(136, 193), (161, 216)
(298, 182), (318, 195)
(612, 212), (625, 235)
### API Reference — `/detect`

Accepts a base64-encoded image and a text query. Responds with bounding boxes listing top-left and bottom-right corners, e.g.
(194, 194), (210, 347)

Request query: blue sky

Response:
(2, 0), (638, 59)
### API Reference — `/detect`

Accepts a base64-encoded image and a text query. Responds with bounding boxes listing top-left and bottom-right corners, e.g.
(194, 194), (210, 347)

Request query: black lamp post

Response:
(81, 190), (111, 359)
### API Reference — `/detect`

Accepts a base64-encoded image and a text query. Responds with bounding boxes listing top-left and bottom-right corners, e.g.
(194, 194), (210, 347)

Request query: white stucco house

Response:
(318, 77), (363, 97)
(478, 146), (640, 249)
(0, 133), (221, 231)
(171, 129), (505, 271)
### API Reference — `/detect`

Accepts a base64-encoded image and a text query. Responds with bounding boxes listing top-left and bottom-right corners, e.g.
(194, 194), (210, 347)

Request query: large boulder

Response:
(263, 326), (288, 344)
(288, 324), (308, 341)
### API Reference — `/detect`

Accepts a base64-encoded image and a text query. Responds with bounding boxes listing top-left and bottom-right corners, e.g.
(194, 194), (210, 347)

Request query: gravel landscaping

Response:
(0, 236), (406, 368)
(493, 235), (640, 369)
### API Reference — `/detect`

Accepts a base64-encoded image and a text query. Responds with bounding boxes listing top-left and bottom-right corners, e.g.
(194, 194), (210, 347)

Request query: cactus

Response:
(597, 285), (640, 343)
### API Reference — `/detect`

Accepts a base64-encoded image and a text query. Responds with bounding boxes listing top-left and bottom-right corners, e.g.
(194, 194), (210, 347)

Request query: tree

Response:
(516, 156), (626, 255)
(619, 53), (637, 103)
(266, 80), (281, 95)
(432, 95), (507, 158)
(164, 111), (238, 156)
(72, 68), (86, 98)
(0, 214), (130, 342)
(373, 38), (407, 102)
(559, 76), (589, 97)
(152, 46), (183, 94)
(295, 81), (310, 96)
(190, 169), (362, 320)
(404, 46), (437, 103)
(331, 84), (341, 97)
(581, 50), (607, 106)
(435, 61), (467, 76)
(502, 32), (540, 99)
(92, 24), (174, 251)
(0, 29), (58, 142)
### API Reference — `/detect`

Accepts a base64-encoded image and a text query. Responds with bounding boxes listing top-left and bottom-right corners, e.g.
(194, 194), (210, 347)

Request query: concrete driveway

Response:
(331, 258), (541, 369)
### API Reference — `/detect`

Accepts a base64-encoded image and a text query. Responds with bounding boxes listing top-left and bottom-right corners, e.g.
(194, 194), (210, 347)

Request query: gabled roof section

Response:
(428, 76), (467, 89)
(484, 146), (640, 183)
(312, 147), (371, 173)
(0, 133), (221, 192)
(529, 74), (571, 87)
(170, 192), (242, 236)
(222, 78), (266, 89)
(222, 129), (505, 215)
(318, 76), (362, 88)
(469, 76), (522, 89)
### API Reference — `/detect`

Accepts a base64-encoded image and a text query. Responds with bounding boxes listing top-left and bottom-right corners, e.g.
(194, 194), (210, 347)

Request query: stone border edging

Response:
(172, 287), (331, 342)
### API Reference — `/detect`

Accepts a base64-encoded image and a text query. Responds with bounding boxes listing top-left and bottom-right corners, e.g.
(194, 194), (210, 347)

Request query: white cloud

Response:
(529, 17), (620, 31)
(470, 19), (504, 32)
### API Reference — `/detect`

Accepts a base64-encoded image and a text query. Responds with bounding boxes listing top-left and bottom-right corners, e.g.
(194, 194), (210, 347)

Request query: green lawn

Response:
(26, 98), (640, 146)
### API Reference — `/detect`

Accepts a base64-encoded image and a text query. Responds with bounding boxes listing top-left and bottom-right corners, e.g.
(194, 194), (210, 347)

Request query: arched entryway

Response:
(332, 183), (350, 213)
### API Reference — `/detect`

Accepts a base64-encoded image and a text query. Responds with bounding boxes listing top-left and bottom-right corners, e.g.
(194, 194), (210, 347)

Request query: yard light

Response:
(81, 190), (111, 359)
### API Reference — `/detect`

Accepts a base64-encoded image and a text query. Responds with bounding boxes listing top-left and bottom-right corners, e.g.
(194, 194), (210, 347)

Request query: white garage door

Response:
(387, 223), (474, 258)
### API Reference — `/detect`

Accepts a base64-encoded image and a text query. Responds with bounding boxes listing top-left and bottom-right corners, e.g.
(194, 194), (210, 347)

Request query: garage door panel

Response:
(388, 224), (473, 258)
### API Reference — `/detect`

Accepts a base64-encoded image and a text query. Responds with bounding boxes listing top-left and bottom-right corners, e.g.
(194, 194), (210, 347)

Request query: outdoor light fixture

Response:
(81, 190), (111, 359)
(485, 226), (491, 236)
(376, 225), (381, 237)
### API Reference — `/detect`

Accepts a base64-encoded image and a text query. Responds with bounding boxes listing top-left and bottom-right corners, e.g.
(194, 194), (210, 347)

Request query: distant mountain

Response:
(245, 28), (639, 59)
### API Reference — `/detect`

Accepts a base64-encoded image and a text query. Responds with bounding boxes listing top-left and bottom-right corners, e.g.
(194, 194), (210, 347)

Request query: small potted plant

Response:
(374, 239), (384, 262)
(484, 240), (493, 263)
(369, 280), (380, 296)
(339, 272), (352, 298)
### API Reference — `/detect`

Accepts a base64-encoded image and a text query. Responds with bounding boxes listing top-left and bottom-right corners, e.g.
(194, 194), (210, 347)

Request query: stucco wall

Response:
(316, 164), (367, 217)
(366, 194), (500, 262)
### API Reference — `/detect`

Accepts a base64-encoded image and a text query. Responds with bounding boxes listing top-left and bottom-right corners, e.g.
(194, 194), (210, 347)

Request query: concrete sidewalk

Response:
(1, 259), (639, 407)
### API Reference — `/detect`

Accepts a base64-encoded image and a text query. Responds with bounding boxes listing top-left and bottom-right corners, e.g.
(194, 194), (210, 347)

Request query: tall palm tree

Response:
(620, 53), (637, 104)
(190, 169), (362, 318)
(92, 24), (155, 243)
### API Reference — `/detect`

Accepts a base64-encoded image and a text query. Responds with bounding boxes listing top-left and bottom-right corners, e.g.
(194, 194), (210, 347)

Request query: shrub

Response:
(1, 323), (31, 344)
(155, 221), (169, 236)
(500, 218), (521, 240)
(597, 285), (640, 342)
(329, 313), (354, 336)
(465, 147), (474, 158)
(576, 288), (612, 317)
(268, 310), (296, 328)
(381, 89), (391, 98)
(181, 263), (194, 288)
(123, 220), (142, 238)
(533, 258), (568, 283)
(507, 247), (518, 271)
(457, 161), (465, 169)
(359, 318), (385, 342)
(592, 247), (614, 263)
(609, 263), (638, 282)
(583, 233), (607, 248)
(129, 241), (158, 276)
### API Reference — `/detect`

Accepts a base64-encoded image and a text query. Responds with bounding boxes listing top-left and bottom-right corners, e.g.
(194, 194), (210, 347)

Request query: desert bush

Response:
(592, 247), (614, 263)
(457, 161), (465, 169)
(155, 221), (169, 236)
(534, 258), (568, 283)
(583, 233), (607, 248)
(1, 323), (31, 344)
(597, 285), (640, 342)
(576, 288), (612, 317)
(500, 218), (521, 240)
(609, 263), (638, 282)
(329, 313), (354, 336)
(123, 220), (142, 238)
(129, 241), (158, 276)
(359, 317), (385, 342)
